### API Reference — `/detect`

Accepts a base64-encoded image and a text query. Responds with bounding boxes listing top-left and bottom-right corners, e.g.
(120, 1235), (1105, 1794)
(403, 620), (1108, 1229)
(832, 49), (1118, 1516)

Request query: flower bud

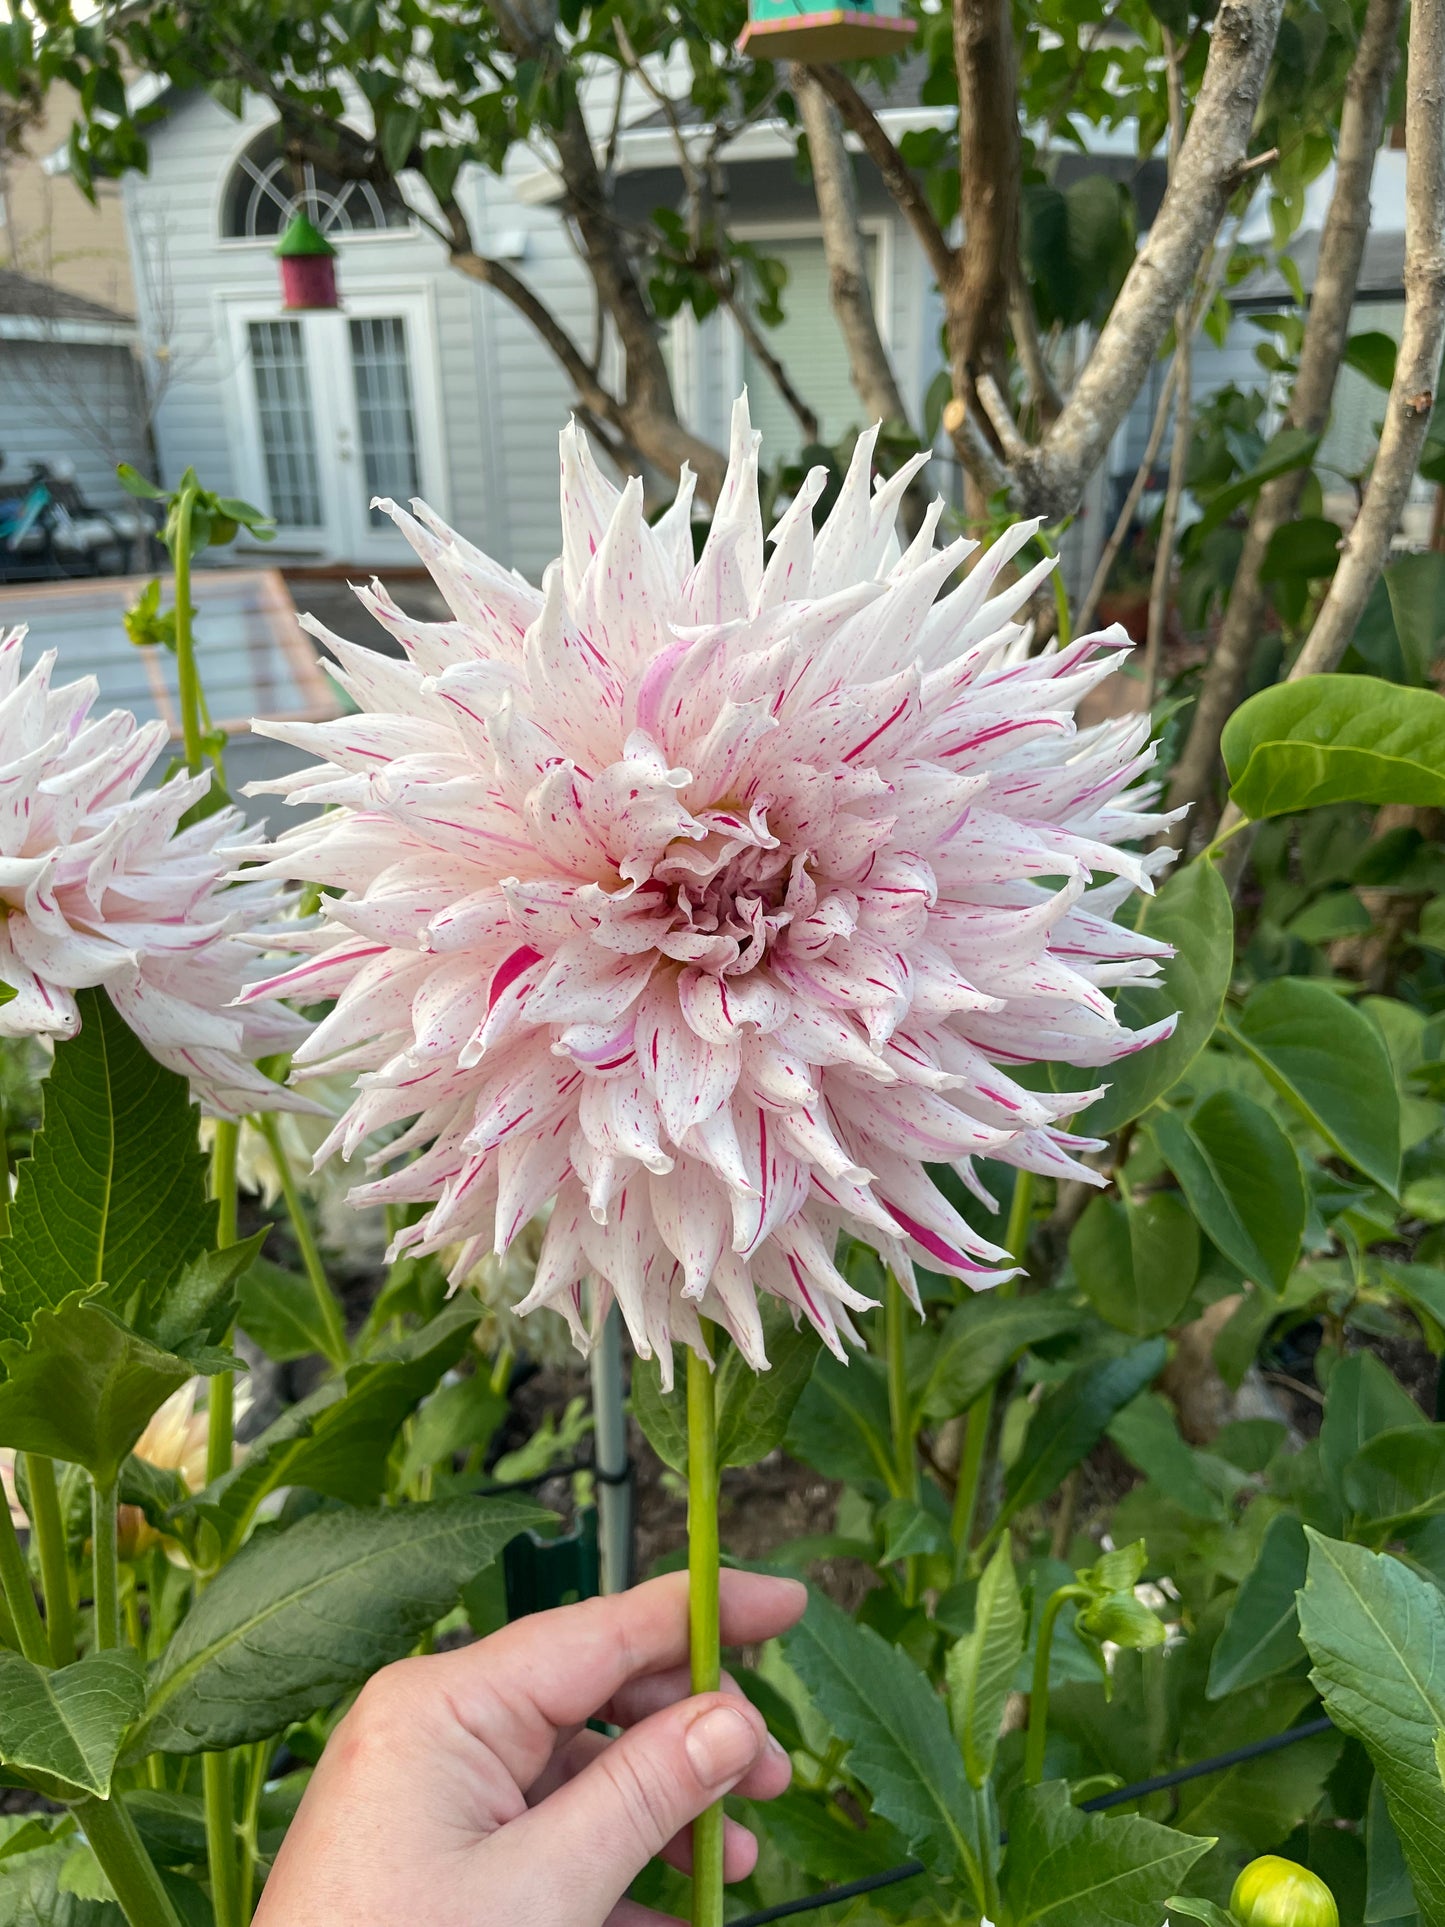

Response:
(1231, 1856), (1339, 1927)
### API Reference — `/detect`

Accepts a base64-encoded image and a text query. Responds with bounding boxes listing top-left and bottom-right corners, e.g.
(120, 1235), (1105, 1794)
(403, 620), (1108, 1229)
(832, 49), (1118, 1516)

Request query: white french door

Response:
(222, 291), (445, 561)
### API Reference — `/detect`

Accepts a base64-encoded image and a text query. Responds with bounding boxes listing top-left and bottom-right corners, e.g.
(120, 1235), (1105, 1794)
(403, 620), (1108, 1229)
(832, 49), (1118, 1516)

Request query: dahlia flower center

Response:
(649, 805), (805, 976)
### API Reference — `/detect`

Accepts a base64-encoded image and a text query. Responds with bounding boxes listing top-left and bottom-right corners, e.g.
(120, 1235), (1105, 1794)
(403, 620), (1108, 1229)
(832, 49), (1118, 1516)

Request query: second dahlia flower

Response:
(0, 628), (309, 1118)
(246, 398), (1176, 1382)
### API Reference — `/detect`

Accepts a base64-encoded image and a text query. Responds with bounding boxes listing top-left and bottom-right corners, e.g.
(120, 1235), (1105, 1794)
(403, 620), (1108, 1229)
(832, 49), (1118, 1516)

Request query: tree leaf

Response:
(1000, 1781), (1213, 1927)
(946, 1541), (1024, 1787)
(785, 1351), (897, 1493)
(997, 1340), (1167, 1533)
(0, 989), (213, 1337)
(0, 1649), (145, 1800)
(1071, 1194), (1199, 1337)
(0, 1296), (193, 1487)
(919, 1295), (1082, 1422)
(1207, 1512), (1310, 1698)
(1316, 1351), (1427, 1537)
(1226, 978), (1401, 1195)
(1151, 1092), (1306, 1291)
(1052, 857), (1234, 1136)
(1344, 331), (1398, 389)
(1345, 1425), (1445, 1536)
(782, 1590), (994, 1912)
(1223, 675), (1445, 820)
(127, 1496), (549, 1757)
(1297, 1531), (1445, 1926)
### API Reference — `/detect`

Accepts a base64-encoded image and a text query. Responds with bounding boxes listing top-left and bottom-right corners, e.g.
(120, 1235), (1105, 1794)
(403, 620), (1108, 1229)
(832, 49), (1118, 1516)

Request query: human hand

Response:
(254, 1568), (807, 1926)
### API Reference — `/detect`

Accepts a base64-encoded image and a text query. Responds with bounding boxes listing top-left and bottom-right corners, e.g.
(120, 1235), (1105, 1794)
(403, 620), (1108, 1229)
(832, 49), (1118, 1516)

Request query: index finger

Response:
(429, 1569), (805, 1788)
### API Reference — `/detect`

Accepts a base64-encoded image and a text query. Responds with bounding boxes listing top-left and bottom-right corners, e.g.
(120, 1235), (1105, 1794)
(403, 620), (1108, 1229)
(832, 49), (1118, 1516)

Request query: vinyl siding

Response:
(0, 340), (149, 507)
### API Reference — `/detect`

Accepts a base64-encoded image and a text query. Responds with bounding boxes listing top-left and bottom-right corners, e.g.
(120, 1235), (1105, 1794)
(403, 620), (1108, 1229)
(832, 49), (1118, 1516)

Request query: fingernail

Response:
(766, 1734), (791, 1766)
(686, 1704), (761, 1786)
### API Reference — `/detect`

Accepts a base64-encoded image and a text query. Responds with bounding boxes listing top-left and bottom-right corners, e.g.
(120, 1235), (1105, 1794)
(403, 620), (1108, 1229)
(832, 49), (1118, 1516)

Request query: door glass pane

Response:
(741, 236), (878, 463)
(247, 320), (323, 528)
(349, 316), (420, 527)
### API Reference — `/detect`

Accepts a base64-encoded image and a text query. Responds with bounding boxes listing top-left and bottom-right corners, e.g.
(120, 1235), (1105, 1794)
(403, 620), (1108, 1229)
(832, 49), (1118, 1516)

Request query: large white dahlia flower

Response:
(0, 628), (309, 1118)
(245, 399), (1176, 1382)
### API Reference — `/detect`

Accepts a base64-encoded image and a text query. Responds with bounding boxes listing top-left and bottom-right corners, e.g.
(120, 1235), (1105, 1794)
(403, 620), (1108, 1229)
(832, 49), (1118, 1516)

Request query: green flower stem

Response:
(77, 1792), (185, 1927)
(91, 1476), (120, 1650)
(25, 1454), (76, 1665)
(171, 483), (204, 778)
(205, 1121), (240, 1488)
(255, 1112), (348, 1368)
(1024, 1583), (1089, 1785)
(951, 1170), (1034, 1579)
(884, 1270), (921, 1602)
(204, 1119), (243, 1927)
(0, 1493), (48, 1664)
(204, 1754), (241, 1927)
(237, 1740), (271, 1921)
(686, 1337), (723, 1927)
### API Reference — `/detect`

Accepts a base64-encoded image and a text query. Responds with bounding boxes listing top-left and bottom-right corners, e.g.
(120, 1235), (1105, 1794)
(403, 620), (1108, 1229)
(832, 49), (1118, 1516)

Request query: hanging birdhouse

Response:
(738, 0), (916, 61)
(275, 213), (339, 311)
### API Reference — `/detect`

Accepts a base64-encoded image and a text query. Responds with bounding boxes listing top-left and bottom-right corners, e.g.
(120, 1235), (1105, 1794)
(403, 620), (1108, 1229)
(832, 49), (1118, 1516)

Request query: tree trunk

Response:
(1016, 0), (1285, 521)
(1166, 0), (1406, 842)
(949, 0), (1022, 417)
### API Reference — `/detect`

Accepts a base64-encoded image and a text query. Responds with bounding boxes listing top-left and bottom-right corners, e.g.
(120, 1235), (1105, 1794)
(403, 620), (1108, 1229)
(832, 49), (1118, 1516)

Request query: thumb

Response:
(498, 1692), (768, 1920)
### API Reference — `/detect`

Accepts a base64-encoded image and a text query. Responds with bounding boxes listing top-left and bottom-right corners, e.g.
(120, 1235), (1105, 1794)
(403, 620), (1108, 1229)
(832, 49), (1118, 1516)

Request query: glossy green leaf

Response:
(946, 1542), (1024, 1787)
(1071, 1194), (1199, 1337)
(0, 1295), (194, 1487)
(998, 1340), (1167, 1534)
(1317, 1352), (1427, 1536)
(1365, 1771), (1416, 1926)
(0, 989), (213, 1342)
(1000, 1781), (1213, 1927)
(1227, 978), (1401, 1195)
(1053, 857), (1234, 1136)
(782, 1590), (994, 1911)
(1166, 1900), (1237, 1927)
(0, 1649), (144, 1799)
(1151, 1091), (1306, 1291)
(1108, 1392), (1221, 1519)
(1345, 1425), (1445, 1535)
(919, 1294), (1082, 1422)
(1298, 1531), (1445, 1926)
(1207, 1512), (1310, 1699)
(1223, 675), (1445, 820)
(128, 1496), (548, 1757)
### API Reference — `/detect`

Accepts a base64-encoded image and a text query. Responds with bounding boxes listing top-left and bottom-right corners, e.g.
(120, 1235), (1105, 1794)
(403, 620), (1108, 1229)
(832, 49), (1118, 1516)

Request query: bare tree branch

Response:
(1167, 0), (1407, 838)
(975, 371), (1031, 467)
(806, 63), (958, 292)
(1010, 276), (1063, 424)
(1018, 0), (1286, 520)
(1286, 0), (1445, 679)
(1144, 36), (1194, 711)
(1077, 363), (1177, 635)
(716, 280), (821, 444)
(793, 68), (917, 435)
(951, 0), (1022, 405)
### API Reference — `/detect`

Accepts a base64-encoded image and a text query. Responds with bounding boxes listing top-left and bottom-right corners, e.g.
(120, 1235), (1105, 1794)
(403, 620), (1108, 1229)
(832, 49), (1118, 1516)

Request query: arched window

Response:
(220, 125), (411, 241)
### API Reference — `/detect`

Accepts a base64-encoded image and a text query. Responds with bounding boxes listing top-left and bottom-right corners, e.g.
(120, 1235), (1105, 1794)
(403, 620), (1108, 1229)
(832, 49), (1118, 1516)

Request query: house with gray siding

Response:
(116, 80), (1416, 594)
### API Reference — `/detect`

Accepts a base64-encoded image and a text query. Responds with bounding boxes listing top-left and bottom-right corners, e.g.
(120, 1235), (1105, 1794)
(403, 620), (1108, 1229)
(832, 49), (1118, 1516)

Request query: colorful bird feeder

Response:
(274, 213), (339, 311)
(738, 0), (916, 61)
